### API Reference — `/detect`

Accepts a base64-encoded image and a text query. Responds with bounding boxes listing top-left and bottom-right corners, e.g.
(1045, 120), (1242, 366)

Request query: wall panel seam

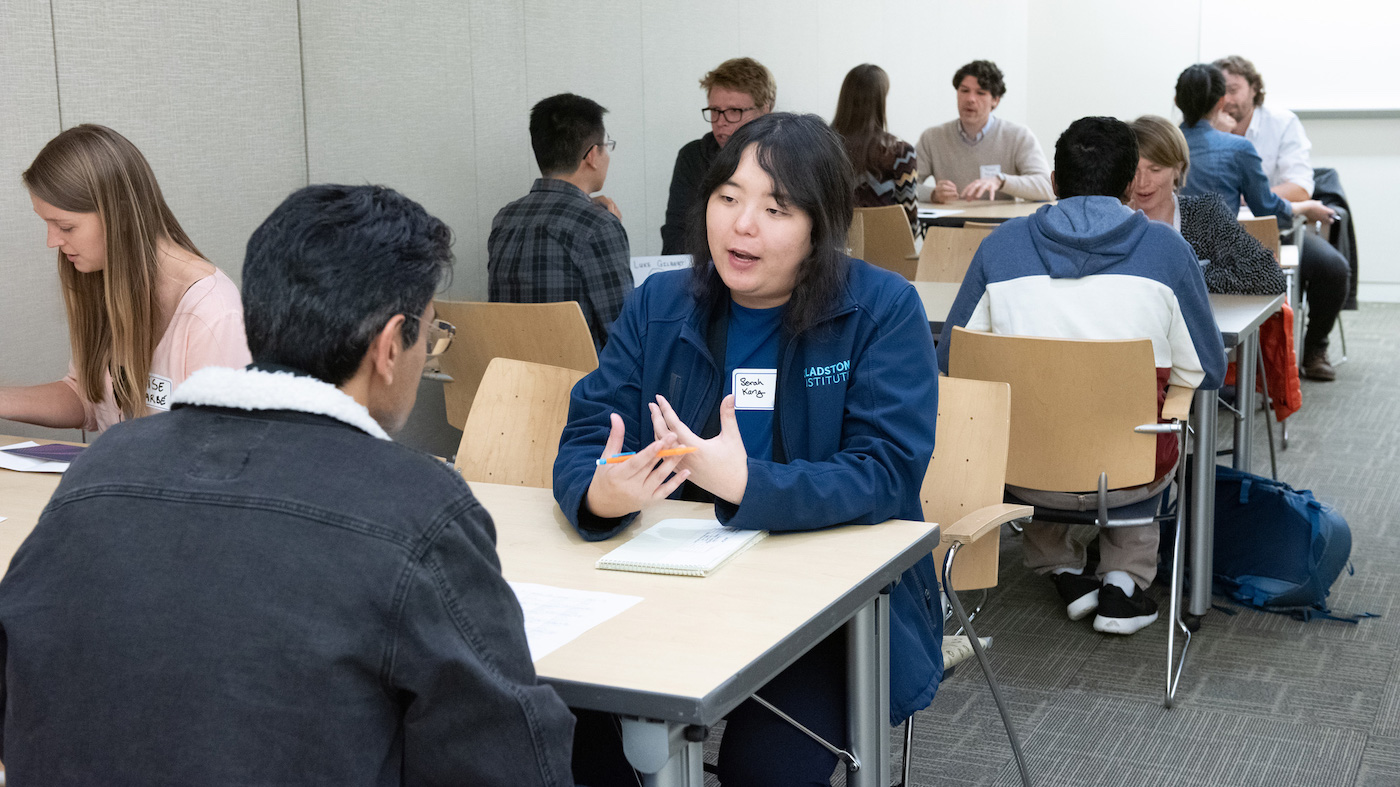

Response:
(49, 0), (63, 130)
(296, 0), (311, 185)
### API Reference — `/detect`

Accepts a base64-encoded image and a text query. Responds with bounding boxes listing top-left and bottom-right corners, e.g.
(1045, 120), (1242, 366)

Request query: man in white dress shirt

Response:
(1215, 55), (1350, 381)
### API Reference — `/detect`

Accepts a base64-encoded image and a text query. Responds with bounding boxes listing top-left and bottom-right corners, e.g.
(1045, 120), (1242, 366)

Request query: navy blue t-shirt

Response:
(724, 301), (785, 461)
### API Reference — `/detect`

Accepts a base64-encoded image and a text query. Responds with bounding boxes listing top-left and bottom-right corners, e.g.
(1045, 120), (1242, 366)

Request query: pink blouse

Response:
(61, 268), (251, 434)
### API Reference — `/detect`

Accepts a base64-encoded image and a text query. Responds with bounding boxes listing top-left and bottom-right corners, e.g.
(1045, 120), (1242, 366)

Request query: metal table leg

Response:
(1190, 389), (1218, 617)
(1233, 333), (1258, 472)
(846, 592), (891, 787)
(622, 718), (703, 787)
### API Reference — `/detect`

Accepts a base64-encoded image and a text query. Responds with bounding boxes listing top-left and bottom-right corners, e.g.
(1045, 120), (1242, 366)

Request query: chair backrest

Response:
(454, 357), (586, 487)
(853, 205), (917, 279)
(914, 224), (995, 282)
(846, 210), (866, 261)
(1239, 215), (1281, 261)
(433, 300), (599, 429)
(947, 327), (1159, 491)
(921, 377), (1012, 590)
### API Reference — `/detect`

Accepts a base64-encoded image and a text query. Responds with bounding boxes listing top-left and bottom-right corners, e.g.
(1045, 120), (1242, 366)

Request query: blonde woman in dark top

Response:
(1128, 115), (1285, 297)
(831, 64), (918, 230)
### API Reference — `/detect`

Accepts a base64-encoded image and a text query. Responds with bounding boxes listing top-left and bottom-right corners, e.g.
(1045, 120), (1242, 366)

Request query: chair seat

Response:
(1007, 487), (1166, 527)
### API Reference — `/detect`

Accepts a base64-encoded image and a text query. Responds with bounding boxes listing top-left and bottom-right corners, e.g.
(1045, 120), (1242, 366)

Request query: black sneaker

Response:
(1052, 572), (1100, 621)
(1093, 584), (1159, 635)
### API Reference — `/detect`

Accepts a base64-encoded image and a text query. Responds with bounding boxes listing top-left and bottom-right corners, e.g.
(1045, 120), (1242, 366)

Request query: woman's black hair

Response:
(1175, 63), (1227, 128)
(685, 112), (853, 337)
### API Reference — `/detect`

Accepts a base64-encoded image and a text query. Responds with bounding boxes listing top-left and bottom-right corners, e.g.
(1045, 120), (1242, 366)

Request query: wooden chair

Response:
(853, 205), (917, 279)
(898, 376), (1032, 787)
(1239, 215), (1281, 261)
(846, 210), (865, 260)
(914, 223), (995, 282)
(947, 327), (1194, 708)
(454, 358), (586, 487)
(432, 300), (598, 430)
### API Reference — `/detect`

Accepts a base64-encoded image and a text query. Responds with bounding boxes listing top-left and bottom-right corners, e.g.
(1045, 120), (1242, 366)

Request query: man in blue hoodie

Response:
(938, 116), (1225, 635)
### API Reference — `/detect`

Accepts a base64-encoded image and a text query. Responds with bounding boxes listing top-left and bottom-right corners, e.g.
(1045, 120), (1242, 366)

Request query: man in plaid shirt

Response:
(489, 93), (632, 350)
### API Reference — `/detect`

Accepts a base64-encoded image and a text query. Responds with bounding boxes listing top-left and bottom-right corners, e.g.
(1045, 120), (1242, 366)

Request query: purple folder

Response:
(1, 444), (85, 462)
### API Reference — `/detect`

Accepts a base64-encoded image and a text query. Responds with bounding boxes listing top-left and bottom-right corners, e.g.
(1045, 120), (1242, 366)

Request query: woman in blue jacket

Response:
(554, 113), (943, 786)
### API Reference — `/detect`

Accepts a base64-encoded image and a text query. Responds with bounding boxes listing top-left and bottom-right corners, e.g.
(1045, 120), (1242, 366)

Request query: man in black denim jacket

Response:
(0, 185), (575, 786)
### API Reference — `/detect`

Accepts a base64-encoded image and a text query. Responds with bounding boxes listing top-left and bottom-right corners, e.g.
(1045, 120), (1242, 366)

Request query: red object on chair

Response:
(1224, 301), (1301, 421)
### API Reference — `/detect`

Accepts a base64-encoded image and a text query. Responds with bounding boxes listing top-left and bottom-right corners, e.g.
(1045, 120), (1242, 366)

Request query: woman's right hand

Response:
(584, 413), (691, 519)
(1291, 199), (1337, 227)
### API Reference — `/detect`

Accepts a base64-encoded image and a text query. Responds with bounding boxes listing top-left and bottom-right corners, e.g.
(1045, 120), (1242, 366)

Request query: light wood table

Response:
(474, 482), (941, 787)
(913, 285), (1284, 619)
(0, 435), (74, 573)
(918, 198), (1051, 227)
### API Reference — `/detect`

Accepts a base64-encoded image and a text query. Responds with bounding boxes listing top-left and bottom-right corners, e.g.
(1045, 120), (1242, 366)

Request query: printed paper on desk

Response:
(508, 581), (643, 662)
(916, 208), (965, 220)
(0, 442), (71, 473)
(629, 254), (693, 288)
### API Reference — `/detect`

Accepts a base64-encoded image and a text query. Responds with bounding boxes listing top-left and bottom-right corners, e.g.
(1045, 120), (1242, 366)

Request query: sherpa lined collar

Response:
(171, 366), (390, 441)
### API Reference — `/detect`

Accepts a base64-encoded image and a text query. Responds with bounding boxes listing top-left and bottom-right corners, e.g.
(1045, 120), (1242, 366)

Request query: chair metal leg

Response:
(1257, 351), (1278, 480)
(1334, 314), (1349, 364)
(1166, 430), (1194, 709)
(899, 715), (915, 787)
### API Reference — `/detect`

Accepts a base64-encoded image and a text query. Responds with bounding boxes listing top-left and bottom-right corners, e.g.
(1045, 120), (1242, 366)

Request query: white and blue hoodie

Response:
(937, 196), (1226, 392)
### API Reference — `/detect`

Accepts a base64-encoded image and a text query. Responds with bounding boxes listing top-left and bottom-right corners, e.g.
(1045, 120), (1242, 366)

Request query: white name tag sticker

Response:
(979, 164), (1003, 181)
(145, 373), (174, 411)
(731, 368), (777, 411)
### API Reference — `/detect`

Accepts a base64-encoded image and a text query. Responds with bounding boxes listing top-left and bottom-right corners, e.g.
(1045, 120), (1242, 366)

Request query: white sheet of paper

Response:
(0, 517), (7, 524)
(629, 254), (693, 288)
(508, 581), (643, 662)
(916, 208), (965, 220)
(0, 442), (71, 473)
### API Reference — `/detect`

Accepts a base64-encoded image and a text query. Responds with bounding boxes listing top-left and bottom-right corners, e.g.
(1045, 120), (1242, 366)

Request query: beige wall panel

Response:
(464, 0), (530, 300)
(521, 0), (647, 266)
(50, 0), (306, 284)
(300, 0), (478, 298)
(639, 0), (740, 257)
(0, 2), (81, 441)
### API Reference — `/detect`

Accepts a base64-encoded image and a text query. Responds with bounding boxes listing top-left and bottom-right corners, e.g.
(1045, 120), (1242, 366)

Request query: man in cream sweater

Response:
(916, 60), (1054, 203)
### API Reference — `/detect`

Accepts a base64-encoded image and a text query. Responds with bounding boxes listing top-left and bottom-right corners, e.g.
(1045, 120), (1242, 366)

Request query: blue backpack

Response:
(1210, 467), (1372, 623)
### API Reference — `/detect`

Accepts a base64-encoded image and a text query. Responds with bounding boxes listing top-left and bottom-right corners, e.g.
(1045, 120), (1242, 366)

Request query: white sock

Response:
(1103, 571), (1136, 596)
(1052, 567), (1084, 576)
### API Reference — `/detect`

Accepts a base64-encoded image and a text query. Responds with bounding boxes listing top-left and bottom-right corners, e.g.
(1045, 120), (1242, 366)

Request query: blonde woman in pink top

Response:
(0, 125), (251, 435)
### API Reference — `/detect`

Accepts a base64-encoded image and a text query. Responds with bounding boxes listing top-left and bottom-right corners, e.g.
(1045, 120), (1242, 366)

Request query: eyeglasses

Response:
(590, 135), (617, 154)
(403, 314), (456, 358)
(702, 106), (756, 123)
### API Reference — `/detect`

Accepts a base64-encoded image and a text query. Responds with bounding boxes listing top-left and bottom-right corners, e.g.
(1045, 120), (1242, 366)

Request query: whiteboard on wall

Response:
(1198, 0), (1399, 112)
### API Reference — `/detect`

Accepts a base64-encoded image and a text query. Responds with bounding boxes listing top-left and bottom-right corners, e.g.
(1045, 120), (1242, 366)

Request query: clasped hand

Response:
(584, 394), (749, 519)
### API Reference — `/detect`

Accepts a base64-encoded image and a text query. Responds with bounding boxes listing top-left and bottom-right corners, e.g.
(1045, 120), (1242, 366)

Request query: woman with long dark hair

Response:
(831, 63), (918, 229)
(1, 125), (249, 433)
(555, 112), (943, 785)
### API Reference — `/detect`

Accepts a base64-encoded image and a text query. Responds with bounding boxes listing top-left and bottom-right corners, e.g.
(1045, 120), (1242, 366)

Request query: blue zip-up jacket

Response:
(1179, 121), (1292, 221)
(553, 260), (944, 724)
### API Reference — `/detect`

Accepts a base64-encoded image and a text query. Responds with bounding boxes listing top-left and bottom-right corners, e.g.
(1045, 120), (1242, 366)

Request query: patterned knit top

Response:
(1178, 193), (1287, 296)
(852, 136), (918, 229)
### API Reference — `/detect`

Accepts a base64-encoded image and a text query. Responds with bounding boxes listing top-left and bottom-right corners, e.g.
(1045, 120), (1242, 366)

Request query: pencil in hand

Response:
(595, 446), (697, 466)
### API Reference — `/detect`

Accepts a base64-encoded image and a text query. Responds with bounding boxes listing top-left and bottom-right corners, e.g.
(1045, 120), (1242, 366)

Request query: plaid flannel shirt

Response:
(488, 178), (632, 349)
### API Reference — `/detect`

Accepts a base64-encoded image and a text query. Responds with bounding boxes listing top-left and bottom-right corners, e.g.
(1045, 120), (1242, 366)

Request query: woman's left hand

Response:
(650, 394), (749, 505)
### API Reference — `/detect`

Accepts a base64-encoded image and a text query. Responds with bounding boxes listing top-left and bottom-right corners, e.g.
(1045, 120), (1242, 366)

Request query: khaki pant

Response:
(1015, 471), (1172, 591)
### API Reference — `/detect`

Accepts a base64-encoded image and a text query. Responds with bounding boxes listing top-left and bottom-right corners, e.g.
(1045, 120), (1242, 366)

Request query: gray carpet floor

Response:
(703, 303), (1399, 786)
(900, 303), (1400, 787)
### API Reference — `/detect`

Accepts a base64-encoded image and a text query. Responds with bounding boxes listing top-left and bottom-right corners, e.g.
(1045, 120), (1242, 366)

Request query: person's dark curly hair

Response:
(952, 60), (1006, 98)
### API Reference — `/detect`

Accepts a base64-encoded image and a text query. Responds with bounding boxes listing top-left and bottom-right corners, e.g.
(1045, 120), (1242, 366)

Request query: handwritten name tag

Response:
(979, 164), (1003, 181)
(145, 373), (174, 411)
(732, 368), (776, 411)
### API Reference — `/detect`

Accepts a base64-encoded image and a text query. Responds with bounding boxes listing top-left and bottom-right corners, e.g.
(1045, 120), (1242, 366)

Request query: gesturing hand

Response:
(650, 394), (749, 505)
(932, 179), (960, 204)
(585, 413), (690, 519)
(960, 176), (1001, 201)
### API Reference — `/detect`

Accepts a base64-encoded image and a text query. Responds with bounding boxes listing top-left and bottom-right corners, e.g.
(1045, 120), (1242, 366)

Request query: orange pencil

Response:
(595, 446), (697, 466)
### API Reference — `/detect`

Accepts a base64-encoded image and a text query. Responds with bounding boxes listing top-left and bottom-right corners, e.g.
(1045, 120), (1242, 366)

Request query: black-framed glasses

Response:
(702, 106), (756, 123)
(589, 135), (616, 154)
(403, 315), (456, 358)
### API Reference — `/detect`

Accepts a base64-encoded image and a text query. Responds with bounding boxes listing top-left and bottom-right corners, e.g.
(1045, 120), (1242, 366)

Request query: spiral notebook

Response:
(595, 518), (767, 577)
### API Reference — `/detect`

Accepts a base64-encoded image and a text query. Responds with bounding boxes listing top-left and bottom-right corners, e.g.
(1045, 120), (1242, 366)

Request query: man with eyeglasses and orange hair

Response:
(660, 57), (776, 254)
(490, 92), (632, 350)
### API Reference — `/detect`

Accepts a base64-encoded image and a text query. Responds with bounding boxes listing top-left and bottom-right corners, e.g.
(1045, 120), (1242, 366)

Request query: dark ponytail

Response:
(1175, 63), (1226, 128)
